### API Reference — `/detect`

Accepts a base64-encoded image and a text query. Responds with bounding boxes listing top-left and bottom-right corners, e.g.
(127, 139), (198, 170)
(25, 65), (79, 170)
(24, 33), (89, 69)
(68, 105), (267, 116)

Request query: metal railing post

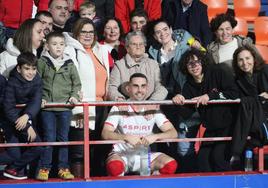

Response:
(83, 104), (90, 179)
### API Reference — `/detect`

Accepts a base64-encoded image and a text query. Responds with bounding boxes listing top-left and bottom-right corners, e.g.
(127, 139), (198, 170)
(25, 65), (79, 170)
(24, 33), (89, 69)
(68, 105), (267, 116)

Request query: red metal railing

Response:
(1, 99), (267, 179)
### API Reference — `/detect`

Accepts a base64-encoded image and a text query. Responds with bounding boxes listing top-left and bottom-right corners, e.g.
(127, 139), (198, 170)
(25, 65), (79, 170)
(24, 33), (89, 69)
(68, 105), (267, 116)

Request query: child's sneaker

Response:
(58, 168), (74, 180)
(36, 168), (50, 181)
(3, 167), (27, 180)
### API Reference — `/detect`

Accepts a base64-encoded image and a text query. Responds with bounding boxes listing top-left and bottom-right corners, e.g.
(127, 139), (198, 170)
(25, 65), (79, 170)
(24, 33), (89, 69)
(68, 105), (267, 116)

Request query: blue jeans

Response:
(0, 118), (20, 164)
(39, 110), (71, 169)
(177, 112), (201, 156)
(1, 119), (42, 170)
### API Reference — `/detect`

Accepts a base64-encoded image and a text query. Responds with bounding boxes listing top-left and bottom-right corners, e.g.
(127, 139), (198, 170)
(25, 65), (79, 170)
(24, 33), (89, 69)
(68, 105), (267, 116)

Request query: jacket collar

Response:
(125, 53), (149, 67)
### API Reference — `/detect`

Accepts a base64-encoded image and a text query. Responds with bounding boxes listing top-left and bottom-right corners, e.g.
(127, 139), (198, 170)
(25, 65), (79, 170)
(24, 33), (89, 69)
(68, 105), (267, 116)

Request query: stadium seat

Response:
(234, 0), (261, 22)
(233, 17), (248, 37)
(255, 44), (268, 64)
(201, 0), (228, 21)
(254, 16), (268, 45)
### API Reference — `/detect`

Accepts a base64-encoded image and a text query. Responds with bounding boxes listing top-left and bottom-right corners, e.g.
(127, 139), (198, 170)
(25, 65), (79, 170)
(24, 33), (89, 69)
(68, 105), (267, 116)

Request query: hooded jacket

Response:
(63, 32), (110, 130)
(0, 38), (20, 78)
(0, 38), (37, 78)
(38, 51), (81, 111)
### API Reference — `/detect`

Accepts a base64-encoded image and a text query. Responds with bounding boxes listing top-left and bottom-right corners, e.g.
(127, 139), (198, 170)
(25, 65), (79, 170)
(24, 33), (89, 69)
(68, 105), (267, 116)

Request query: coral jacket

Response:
(115, 0), (161, 33)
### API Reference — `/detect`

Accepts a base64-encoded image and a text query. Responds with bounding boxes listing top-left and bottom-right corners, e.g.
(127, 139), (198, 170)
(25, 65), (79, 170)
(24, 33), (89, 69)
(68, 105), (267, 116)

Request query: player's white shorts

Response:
(107, 149), (163, 173)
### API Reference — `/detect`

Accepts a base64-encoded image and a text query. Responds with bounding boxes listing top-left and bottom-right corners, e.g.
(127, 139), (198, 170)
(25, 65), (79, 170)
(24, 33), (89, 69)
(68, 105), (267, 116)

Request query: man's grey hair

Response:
(125, 31), (147, 47)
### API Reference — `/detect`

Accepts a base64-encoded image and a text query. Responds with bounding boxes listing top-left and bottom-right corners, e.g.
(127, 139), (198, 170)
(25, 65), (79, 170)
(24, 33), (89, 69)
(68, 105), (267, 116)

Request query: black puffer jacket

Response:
(0, 74), (7, 118)
(3, 67), (42, 125)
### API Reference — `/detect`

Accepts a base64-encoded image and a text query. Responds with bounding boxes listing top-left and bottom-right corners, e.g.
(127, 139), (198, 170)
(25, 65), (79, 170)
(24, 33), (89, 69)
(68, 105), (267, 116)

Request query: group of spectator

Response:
(0, 0), (267, 181)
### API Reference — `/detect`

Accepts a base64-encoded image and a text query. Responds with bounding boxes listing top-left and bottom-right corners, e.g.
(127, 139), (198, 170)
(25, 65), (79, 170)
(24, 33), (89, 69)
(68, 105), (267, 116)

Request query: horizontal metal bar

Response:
(0, 136), (250, 148)
(16, 99), (241, 108)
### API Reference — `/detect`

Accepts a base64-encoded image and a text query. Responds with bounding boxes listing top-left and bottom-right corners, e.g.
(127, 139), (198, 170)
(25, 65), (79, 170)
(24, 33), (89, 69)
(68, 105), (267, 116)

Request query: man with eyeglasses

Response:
(48, 0), (70, 32)
(108, 31), (168, 104)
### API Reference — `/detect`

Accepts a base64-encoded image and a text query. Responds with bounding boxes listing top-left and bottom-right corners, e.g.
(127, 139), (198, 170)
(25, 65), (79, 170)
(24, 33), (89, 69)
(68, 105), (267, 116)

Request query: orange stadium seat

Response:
(234, 0), (261, 22)
(255, 44), (268, 64)
(254, 16), (268, 45)
(201, 0), (228, 21)
(233, 17), (248, 37)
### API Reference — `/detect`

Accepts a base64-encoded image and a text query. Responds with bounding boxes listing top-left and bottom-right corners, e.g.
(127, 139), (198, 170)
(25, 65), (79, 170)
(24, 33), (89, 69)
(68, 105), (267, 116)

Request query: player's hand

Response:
(141, 135), (157, 146)
(191, 94), (209, 107)
(172, 94), (185, 105)
(27, 126), (36, 142)
(15, 114), (29, 131)
(124, 135), (142, 147)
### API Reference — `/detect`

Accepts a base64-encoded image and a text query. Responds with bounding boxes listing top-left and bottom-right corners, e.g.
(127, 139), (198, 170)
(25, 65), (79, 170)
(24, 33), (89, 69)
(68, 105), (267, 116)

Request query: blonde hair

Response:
(79, 1), (96, 12)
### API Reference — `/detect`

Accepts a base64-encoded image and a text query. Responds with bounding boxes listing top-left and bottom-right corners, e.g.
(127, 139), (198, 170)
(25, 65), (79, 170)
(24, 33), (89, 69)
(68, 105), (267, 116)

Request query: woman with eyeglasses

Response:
(63, 18), (111, 176)
(172, 48), (239, 172)
(108, 31), (168, 102)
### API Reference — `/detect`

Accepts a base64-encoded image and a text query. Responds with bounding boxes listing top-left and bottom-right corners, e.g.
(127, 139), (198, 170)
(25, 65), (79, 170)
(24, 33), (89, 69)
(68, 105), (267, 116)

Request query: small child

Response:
(3, 52), (43, 180)
(36, 32), (81, 181)
(79, 1), (102, 26)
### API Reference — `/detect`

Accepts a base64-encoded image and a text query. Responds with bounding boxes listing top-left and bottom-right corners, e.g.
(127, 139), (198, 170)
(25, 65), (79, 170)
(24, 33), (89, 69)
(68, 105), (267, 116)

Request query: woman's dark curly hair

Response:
(180, 48), (212, 76)
(232, 45), (265, 77)
(210, 13), (237, 33)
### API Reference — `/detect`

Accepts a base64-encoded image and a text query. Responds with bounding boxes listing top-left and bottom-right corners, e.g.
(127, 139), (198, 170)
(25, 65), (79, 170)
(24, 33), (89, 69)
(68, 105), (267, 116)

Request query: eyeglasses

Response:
(80, 30), (94, 36)
(129, 42), (145, 47)
(186, 59), (201, 68)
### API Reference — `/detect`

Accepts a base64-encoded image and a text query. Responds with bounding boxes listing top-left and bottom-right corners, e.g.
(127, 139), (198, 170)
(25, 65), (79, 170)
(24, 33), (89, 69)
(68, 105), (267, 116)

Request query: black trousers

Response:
(197, 127), (232, 172)
(69, 106), (111, 176)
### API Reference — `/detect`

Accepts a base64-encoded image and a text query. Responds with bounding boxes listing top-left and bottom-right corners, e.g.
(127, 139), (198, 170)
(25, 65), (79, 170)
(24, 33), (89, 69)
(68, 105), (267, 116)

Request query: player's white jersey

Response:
(104, 105), (169, 152)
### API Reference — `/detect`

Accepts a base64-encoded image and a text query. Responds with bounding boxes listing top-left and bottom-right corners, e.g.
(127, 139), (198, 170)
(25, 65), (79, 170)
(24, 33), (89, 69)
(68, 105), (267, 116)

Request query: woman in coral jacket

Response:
(115, 0), (161, 33)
